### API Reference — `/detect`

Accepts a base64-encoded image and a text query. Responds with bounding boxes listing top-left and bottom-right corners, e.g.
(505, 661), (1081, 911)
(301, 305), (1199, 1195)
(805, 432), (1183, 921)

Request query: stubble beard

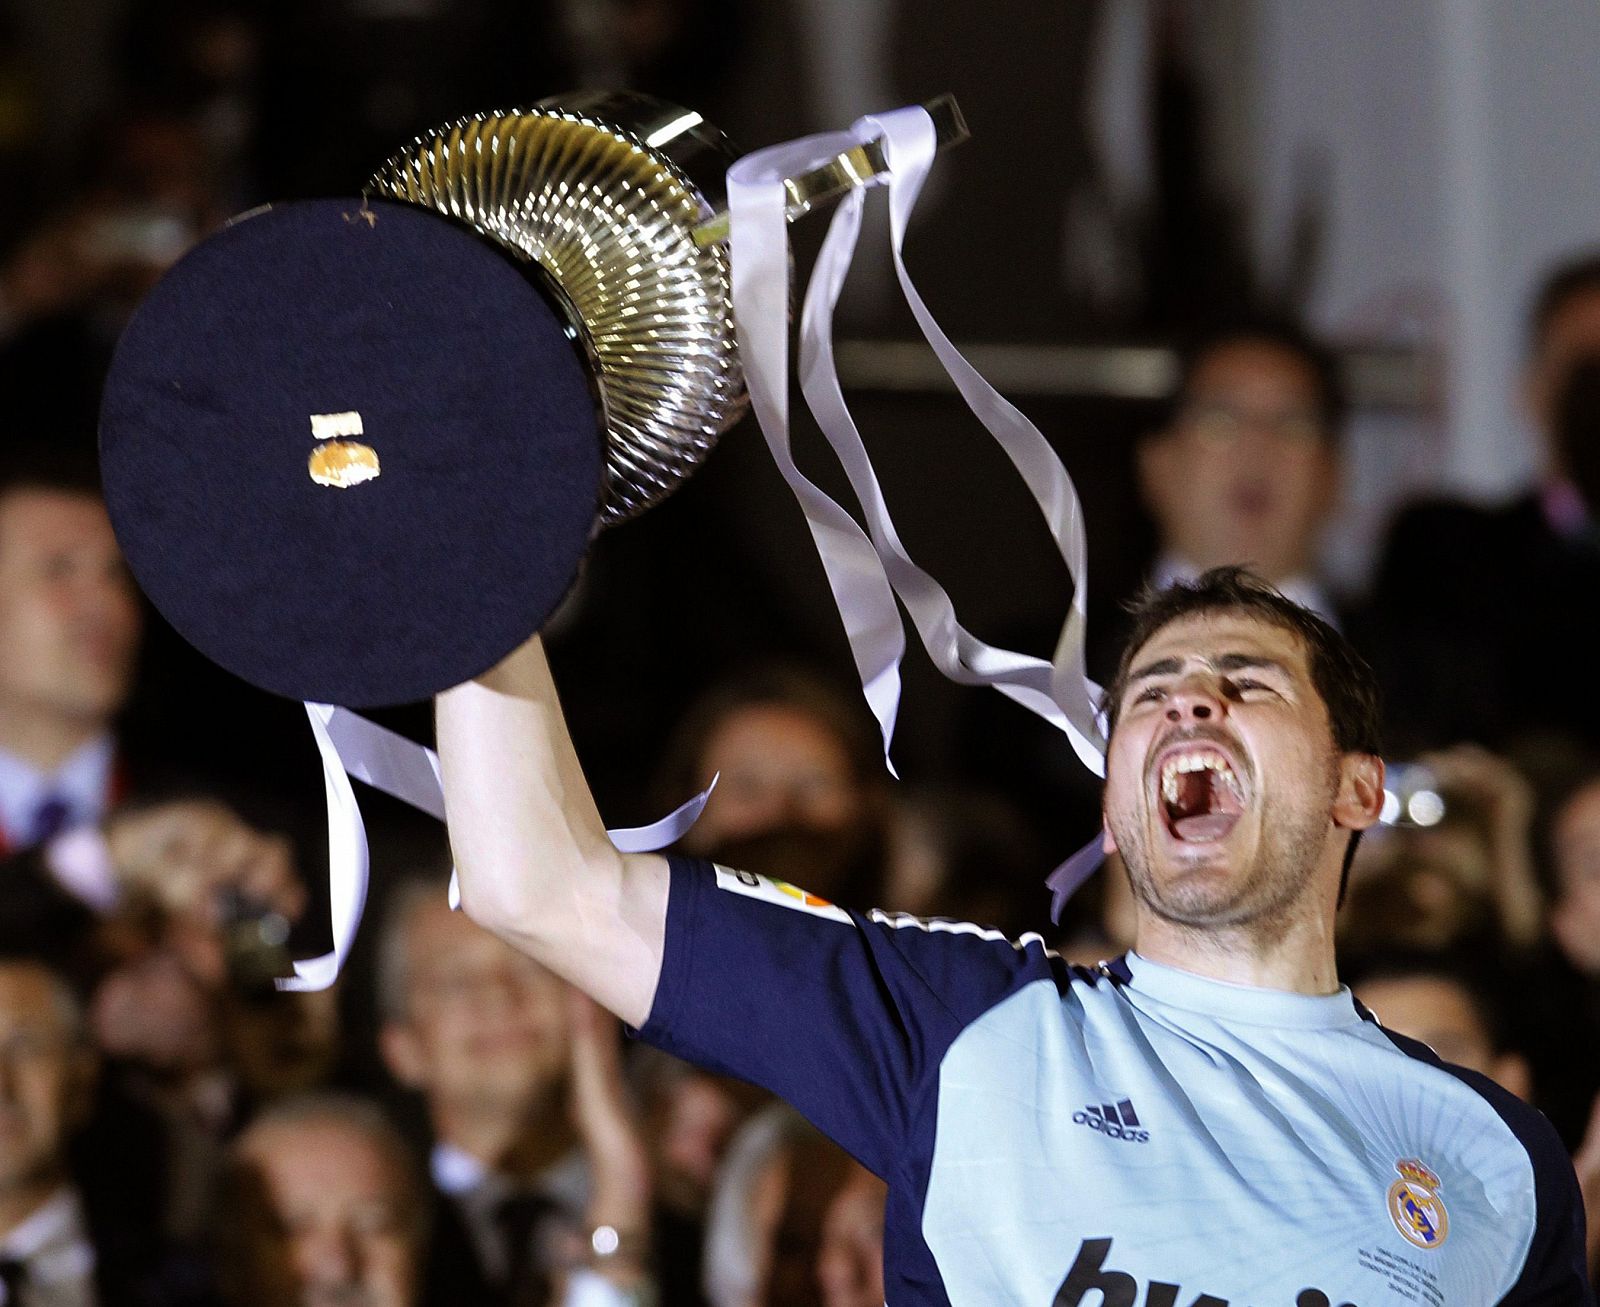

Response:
(1111, 768), (1337, 944)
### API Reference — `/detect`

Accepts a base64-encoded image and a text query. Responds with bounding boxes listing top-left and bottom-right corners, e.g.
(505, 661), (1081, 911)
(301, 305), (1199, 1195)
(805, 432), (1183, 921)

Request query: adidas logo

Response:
(1072, 1098), (1149, 1143)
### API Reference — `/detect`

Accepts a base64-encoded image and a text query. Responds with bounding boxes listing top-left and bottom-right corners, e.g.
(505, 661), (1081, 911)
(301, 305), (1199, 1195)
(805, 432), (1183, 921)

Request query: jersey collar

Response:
(1112, 952), (1365, 1029)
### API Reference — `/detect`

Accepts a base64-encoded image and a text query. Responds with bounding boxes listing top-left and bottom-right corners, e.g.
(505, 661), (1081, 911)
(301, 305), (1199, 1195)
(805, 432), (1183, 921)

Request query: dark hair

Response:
(1158, 317), (1348, 445)
(1103, 567), (1383, 899)
(1529, 250), (1600, 355)
(651, 663), (884, 814)
(0, 440), (104, 505)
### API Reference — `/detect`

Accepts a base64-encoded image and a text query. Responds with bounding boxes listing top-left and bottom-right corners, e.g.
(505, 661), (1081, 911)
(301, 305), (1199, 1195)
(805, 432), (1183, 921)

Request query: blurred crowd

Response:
(5, 2), (1600, 1304)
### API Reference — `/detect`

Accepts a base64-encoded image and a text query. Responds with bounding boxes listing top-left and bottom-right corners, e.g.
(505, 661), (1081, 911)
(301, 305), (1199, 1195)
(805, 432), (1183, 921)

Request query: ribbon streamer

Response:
(286, 704), (372, 991)
(798, 108), (1107, 777)
(725, 108), (1107, 775)
(727, 134), (908, 772)
(726, 104), (1114, 915)
(283, 703), (716, 992)
(1045, 835), (1109, 926)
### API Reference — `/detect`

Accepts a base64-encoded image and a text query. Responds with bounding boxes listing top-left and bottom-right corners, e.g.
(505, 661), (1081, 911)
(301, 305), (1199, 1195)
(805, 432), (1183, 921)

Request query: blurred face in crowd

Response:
(1103, 611), (1381, 937)
(0, 963), (92, 1210)
(1528, 284), (1600, 450)
(90, 948), (219, 1075)
(381, 900), (569, 1118)
(651, 1071), (743, 1216)
(228, 989), (341, 1101)
(234, 1114), (421, 1307)
(1551, 779), (1600, 975)
(1140, 341), (1338, 584)
(681, 705), (863, 855)
(767, 1137), (854, 1307)
(1355, 974), (1530, 1098)
(815, 1164), (887, 1307)
(0, 487), (141, 746)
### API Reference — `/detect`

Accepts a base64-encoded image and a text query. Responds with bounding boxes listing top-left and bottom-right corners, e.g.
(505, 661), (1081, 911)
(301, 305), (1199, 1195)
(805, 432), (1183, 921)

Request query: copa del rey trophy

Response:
(97, 92), (1104, 987)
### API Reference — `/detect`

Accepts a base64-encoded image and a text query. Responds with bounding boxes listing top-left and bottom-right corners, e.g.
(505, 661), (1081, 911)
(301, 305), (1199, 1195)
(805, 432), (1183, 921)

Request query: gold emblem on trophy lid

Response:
(308, 411), (381, 488)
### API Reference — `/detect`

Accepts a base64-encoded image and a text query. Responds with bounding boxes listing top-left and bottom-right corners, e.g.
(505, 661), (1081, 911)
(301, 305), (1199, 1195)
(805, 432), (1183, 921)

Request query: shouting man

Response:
(436, 568), (1588, 1305)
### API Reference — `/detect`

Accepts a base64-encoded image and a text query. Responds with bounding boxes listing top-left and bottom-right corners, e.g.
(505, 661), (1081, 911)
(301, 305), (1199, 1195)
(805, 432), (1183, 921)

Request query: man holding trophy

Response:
(96, 94), (1588, 1303)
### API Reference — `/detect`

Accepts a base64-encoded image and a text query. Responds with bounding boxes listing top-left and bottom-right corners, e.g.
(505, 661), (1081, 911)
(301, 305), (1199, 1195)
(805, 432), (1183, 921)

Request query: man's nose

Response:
(1164, 677), (1225, 723)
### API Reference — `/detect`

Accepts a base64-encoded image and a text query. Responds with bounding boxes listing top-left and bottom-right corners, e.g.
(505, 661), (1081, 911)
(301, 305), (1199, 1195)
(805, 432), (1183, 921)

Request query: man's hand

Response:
(1417, 745), (1542, 945)
(104, 798), (307, 925)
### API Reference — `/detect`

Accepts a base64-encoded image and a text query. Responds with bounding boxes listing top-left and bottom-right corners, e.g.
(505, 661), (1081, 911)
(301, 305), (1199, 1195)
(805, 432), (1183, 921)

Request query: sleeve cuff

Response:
(561, 1268), (654, 1307)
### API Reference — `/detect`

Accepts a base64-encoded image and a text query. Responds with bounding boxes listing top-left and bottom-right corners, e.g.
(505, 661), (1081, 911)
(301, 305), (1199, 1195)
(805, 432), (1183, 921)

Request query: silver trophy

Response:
(367, 91), (968, 524)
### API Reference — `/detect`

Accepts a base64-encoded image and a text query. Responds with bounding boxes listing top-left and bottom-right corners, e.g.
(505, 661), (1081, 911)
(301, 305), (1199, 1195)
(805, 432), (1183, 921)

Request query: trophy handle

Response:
(689, 93), (969, 248)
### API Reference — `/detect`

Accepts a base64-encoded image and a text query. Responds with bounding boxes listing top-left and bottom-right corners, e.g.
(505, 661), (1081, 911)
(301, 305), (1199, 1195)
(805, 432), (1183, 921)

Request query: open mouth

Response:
(1157, 746), (1246, 843)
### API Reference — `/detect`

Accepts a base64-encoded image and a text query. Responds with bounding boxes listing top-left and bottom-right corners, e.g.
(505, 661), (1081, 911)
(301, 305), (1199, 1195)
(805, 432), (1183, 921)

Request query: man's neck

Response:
(1132, 903), (1340, 995)
(0, 701), (106, 774)
(432, 1097), (577, 1181)
(0, 1177), (67, 1246)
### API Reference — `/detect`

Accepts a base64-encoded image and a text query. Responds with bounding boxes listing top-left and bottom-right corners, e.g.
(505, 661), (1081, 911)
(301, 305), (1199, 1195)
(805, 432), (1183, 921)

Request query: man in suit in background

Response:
(219, 1093), (430, 1307)
(377, 878), (655, 1307)
(0, 954), (98, 1305)
(0, 951), (208, 1306)
(1132, 318), (1347, 633)
(1368, 251), (1600, 754)
(0, 449), (140, 857)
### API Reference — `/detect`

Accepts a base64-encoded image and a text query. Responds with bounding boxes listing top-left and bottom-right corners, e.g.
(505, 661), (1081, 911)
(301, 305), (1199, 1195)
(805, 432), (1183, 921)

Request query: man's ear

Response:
(378, 1022), (427, 1090)
(1101, 820), (1118, 857)
(1333, 753), (1385, 832)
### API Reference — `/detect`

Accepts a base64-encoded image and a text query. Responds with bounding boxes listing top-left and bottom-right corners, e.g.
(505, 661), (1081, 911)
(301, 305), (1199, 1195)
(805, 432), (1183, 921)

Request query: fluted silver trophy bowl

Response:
(367, 91), (746, 526)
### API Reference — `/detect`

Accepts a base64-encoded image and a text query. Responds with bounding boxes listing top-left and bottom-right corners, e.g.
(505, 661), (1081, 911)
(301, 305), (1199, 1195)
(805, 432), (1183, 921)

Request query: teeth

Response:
(1158, 750), (1242, 806)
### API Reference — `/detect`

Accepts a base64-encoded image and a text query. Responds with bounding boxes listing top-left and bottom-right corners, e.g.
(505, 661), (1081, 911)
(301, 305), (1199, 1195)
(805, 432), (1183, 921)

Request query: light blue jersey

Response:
(639, 858), (1591, 1305)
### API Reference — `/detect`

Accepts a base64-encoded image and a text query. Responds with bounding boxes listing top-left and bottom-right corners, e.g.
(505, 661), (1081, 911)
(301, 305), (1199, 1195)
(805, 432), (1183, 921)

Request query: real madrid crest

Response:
(1387, 1158), (1449, 1249)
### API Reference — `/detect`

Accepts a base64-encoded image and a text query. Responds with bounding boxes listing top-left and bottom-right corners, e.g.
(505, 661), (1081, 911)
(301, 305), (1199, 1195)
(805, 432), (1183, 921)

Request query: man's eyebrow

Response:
(1125, 652), (1292, 684)
(1213, 653), (1292, 676)
(1127, 656), (1183, 683)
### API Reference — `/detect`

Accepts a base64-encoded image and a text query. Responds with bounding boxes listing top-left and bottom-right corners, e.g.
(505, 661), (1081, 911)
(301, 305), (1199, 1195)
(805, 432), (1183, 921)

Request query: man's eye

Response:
(1228, 678), (1275, 697)
(1132, 686), (1165, 705)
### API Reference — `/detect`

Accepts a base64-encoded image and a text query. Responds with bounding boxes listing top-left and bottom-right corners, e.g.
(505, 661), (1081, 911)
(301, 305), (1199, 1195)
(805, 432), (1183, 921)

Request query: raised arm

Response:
(435, 635), (670, 1028)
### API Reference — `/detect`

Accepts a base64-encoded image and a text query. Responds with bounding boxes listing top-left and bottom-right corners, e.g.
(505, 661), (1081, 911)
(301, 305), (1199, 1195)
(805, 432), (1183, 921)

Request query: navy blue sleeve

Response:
(1496, 1098), (1594, 1305)
(636, 855), (1065, 1178)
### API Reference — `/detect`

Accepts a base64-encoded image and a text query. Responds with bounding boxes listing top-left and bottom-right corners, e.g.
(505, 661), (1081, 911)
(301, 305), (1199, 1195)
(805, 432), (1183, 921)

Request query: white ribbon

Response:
(728, 132), (907, 773)
(726, 106), (1108, 777)
(283, 703), (716, 991)
(286, 704), (373, 991)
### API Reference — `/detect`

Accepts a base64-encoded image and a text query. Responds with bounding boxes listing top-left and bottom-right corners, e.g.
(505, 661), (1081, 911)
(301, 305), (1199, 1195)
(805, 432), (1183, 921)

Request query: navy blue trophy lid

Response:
(99, 198), (604, 707)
